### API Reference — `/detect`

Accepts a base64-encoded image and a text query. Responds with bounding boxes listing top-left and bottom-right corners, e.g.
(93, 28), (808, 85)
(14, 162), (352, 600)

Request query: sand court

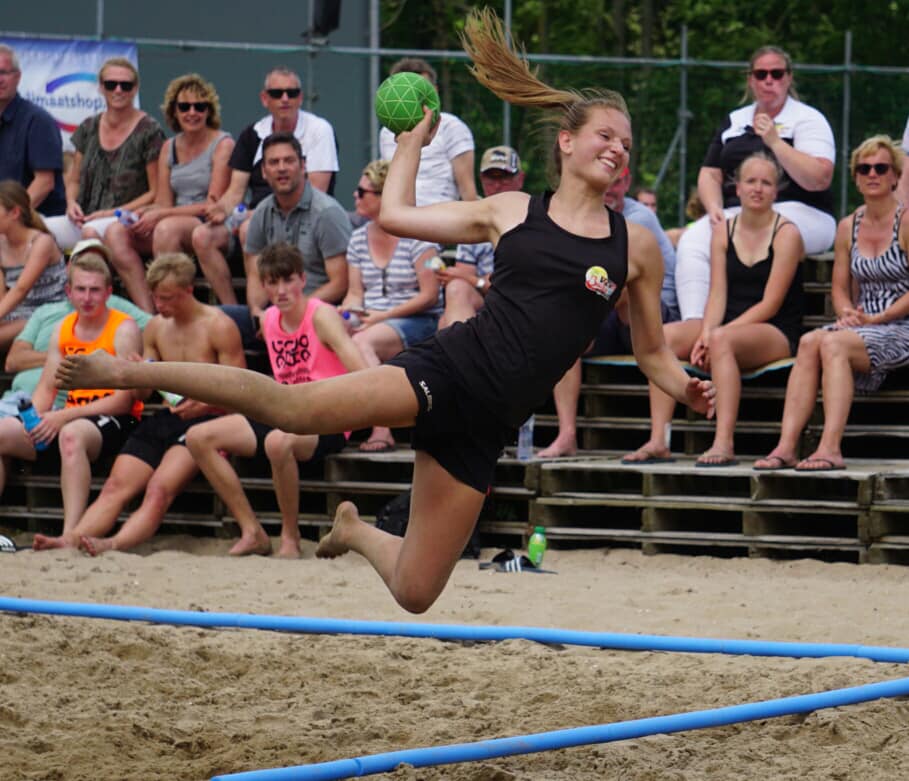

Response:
(2, 535), (909, 779)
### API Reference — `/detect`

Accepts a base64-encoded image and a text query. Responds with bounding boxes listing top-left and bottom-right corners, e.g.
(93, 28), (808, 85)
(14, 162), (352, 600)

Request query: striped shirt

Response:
(346, 226), (442, 314)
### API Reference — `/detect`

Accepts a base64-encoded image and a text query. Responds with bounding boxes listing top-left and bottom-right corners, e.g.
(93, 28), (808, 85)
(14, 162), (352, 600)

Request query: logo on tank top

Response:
(585, 265), (617, 300)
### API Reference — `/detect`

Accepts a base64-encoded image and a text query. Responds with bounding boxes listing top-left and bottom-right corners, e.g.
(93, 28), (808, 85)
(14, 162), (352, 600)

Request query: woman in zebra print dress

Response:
(754, 135), (909, 471)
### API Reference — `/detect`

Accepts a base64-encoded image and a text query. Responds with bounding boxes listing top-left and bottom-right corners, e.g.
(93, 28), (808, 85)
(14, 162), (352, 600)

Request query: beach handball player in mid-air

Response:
(56, 9), (715, 613)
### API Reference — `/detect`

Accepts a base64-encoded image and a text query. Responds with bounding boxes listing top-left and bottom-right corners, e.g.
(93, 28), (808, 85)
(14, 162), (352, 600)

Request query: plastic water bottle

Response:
(342, 310), (362, 329)
(17, 398), (48, 451)
(114, 208), (139, 226)
(516, 414), (534, 461)
(225, 204), (249, 234)
(527, 526), (547, 567)
(145, 359), (183, 406)
(158, 390), (184, 407)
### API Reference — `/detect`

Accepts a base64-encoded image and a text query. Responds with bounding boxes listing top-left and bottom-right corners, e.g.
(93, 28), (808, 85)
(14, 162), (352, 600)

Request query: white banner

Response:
(0, 38), (139, 151)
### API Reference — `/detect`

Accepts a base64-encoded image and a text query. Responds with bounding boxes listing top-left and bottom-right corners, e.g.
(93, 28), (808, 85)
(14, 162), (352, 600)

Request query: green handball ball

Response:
(375, 72), (441, 135)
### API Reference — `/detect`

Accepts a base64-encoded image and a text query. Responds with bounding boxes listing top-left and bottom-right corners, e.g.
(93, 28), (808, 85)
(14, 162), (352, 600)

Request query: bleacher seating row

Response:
(4, 251), (909, 565)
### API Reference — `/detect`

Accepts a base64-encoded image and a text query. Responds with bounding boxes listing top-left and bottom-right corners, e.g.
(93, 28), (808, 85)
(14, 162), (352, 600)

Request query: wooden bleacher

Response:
(4, 251), (909, 564)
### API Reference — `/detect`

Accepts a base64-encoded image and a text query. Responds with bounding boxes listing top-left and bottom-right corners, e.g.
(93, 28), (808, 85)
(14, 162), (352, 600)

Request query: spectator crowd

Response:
(1, 39), (908, 558)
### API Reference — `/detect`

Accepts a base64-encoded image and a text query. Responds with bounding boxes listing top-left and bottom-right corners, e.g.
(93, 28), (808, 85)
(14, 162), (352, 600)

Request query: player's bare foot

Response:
(79, 535), (113, 557)
(276, 537), (302, 559)
(32, 533), (74, 551)
(537, 434), (577, 458)
(228, 531), (272, 556)
(55, 350), (123, 391)
(316, 501), (361, 559)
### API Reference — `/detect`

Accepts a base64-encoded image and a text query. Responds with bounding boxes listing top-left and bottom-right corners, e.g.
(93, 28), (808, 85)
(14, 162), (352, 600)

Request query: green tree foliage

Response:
(381, 0), (909, 221)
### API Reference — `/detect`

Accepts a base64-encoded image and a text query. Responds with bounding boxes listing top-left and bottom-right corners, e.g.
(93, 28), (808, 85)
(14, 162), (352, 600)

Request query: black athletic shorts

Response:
(387, 339), (509, 494)
(119, 409), (218, 469)
(33, 413), (139, 471)
(245, 417), (347, 461)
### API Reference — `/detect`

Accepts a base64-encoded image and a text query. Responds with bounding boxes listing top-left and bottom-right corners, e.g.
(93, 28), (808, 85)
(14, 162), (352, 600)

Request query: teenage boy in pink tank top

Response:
(185, 243), (368, 557)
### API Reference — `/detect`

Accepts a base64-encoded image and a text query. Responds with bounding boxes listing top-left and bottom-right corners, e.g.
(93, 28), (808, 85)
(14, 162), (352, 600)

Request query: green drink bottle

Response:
(527, 526), (547, 567)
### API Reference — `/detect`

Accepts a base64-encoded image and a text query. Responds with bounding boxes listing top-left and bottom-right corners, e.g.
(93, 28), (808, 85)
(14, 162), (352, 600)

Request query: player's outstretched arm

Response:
(626, 224), (715, 418)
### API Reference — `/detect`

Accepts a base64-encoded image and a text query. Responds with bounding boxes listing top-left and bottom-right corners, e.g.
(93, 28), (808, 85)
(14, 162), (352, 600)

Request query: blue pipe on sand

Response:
(2, 597), (907, 780)
(1, 596), (908, 663)
(211, 676), (909, 780)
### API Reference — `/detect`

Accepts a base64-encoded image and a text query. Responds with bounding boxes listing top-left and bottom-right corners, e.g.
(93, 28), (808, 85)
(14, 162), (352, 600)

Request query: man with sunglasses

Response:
(192, 66), (339, 315)
(0, 44), (66, 217)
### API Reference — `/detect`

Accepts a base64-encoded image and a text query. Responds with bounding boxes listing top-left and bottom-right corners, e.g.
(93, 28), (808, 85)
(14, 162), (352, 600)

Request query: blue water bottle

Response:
(18, 398), (48, 451)
(517, 415), (535, 461)
(114, 208), (139, 226)
(226, 204), (248, 233)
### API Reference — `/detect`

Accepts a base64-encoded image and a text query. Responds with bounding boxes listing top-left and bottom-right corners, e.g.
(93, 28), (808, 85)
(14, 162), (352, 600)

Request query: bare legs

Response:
(263, 429), (320, 558)
(438, 278), (482, 329)
(78, 448), (198, 555)
(623, 318), (703, 463)
(57, 354), (419, 448)
(185, 415), (273, 557)
(352, 325), (406, 451)
(754, 328), (870, 471)
(696, 323), (790, 465)
(102, 222), (155, 312)
(316, 450), (485, 613)
(190, 222), (237, 305)
(57, 420), (103, 533)
(537, 359), (582, 458)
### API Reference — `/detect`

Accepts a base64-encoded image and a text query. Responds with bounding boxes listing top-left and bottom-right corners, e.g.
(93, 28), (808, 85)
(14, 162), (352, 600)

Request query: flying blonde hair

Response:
(460, 8), (629, 177)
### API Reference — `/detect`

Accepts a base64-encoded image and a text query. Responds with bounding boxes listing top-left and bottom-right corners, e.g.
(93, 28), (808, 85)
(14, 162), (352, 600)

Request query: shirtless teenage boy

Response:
(39, 252), (245, 553)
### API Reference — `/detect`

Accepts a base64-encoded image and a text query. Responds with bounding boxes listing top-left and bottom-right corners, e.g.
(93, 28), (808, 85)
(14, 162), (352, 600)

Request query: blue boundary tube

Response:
(211, 676), (909, 780)
(2, 596), (909, 663)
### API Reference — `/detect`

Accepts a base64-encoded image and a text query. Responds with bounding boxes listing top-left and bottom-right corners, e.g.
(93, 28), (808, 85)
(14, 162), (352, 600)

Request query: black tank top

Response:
(723, 214), (803, 351)
(435, 192), (628, 426)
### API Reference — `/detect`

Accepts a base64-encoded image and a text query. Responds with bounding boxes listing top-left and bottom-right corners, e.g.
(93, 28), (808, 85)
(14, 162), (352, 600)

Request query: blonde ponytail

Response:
(460, 9), (629, 178)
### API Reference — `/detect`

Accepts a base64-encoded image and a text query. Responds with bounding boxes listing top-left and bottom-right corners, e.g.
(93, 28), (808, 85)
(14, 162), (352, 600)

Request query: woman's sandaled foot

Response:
(359, 436), (395, 453)
(753, 454), (797, 471)
(794, 456), (846, 472)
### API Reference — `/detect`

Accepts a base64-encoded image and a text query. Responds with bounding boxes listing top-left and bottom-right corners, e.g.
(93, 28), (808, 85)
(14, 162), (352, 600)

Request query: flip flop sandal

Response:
(478, 548), (557, 574)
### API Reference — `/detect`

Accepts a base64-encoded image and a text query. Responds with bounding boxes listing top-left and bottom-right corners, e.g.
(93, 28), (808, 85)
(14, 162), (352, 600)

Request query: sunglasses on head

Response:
(356, 186), (380, 198)
(266, 87), (301, 99)
(102, 80), (135, 92)
(751, 68), (788, 81)
(176, 101), (210, 113)
(855, 162), (891, 176)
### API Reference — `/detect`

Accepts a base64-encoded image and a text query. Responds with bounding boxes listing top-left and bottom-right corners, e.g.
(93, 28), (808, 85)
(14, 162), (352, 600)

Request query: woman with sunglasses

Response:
(102, 74), (234, 306)
(674, 46), (835, 334)
(44, 57), (165, 310)
(755, 136), (909, 472)
(0, 180), (66, 353)
(341, 159), (441, 453)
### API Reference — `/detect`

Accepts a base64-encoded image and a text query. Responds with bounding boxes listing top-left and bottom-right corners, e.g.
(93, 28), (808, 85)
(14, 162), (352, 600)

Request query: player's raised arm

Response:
(379, 110), (498, 248)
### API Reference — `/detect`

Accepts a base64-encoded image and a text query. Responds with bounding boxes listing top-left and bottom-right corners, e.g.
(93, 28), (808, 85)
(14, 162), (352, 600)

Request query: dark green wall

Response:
(1, 0), (372, 210)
